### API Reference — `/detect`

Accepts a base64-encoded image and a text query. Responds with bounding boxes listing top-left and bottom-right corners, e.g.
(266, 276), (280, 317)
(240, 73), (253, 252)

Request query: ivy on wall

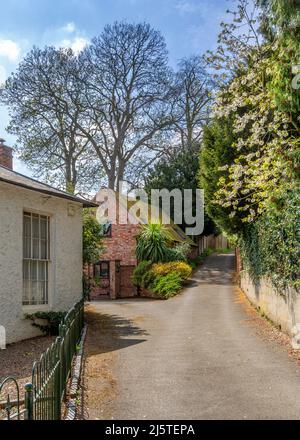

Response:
(239, 188), (300, 292)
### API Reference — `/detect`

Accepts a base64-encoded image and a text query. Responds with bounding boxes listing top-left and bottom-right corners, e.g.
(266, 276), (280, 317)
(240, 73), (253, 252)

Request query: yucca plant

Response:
(136, 223), (171, 263)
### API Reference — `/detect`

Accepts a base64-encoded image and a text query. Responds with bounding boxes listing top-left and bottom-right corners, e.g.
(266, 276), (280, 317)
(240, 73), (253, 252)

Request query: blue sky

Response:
(0, 0), (234, 174)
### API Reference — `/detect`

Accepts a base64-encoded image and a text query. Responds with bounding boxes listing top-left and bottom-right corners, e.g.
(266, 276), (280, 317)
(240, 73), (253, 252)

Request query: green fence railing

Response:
(0, 298), (84, 421)
(59, 298), (84, 400)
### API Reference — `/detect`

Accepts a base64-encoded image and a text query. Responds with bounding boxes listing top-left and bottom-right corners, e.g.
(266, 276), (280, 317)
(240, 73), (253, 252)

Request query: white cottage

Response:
(0, 139), (96, 343)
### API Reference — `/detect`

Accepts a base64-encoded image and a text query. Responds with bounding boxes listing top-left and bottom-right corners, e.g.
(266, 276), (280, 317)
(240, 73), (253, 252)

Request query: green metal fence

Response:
(59, 298), (84, 401)
(32, 336), (62, 420)
(0, 377), (27, 420)
(0, 298), (84, 421)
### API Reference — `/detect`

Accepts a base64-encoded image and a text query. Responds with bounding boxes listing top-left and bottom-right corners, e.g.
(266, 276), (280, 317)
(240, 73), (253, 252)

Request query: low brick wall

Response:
(240, 271), (299, 336)
(140, 287), (159, 299)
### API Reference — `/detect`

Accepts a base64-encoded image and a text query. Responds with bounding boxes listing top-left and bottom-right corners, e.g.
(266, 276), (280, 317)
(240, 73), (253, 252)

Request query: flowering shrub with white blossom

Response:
(212, 53), (299, 223)
(199, 0), (300, 291)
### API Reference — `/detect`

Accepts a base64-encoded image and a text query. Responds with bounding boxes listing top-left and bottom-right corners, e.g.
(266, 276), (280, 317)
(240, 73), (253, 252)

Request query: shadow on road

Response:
(85, 307), (148, 355)
(81, 306), (149, 419)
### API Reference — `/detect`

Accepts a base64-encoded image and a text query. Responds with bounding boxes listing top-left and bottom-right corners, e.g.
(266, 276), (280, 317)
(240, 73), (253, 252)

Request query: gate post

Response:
(24, 383), (33, 420)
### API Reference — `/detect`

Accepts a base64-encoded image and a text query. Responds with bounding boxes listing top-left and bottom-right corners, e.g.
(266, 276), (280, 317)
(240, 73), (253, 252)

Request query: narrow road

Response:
(84, 254), (300, 420)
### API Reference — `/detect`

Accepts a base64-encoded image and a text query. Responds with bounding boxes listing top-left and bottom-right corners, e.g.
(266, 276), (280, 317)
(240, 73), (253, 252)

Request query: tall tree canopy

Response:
(77, 22), (174, 190)
(171, 56), (212, 151)
(0, 47), (98, 194)
(1, 22), (174, 192)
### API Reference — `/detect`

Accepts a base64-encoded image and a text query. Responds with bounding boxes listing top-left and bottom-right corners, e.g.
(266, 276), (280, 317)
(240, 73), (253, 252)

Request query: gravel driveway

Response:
(0, 334), (54, 419)
(83, 253), (300, 420)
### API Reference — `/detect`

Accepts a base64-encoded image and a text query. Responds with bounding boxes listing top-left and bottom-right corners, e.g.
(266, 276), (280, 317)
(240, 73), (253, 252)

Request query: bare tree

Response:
(172, 56), (213, 151)
(0, 47), (100, 194)
(75, 22), (174, 190)
(1, 23), (176, 193)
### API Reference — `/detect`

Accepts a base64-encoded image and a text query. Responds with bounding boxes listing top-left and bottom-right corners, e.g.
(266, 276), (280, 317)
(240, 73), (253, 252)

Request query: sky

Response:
(0, 0), (234, 175)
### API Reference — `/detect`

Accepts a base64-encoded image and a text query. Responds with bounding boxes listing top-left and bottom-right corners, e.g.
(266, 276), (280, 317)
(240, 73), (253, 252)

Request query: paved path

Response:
(84, 254), (300, 420)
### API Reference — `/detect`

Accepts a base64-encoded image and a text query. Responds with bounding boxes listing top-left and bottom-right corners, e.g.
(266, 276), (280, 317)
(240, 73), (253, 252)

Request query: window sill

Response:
(22, 304), (50, 315)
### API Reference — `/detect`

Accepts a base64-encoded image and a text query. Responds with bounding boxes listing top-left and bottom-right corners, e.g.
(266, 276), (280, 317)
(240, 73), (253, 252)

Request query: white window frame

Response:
(23, 211), (51, 306)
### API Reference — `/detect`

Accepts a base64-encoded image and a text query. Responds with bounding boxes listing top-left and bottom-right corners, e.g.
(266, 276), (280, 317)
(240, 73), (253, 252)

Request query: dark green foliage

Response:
(141, 270), (157, 289)
(136, 224), (194, 264)
(25, 311), (67, 336)
(144, 146), (216, 235)
(83, 275), (92, 301)
(132, 261), (153, 286)
(145, 147), (199, 198)
(132, 261), (157, 290)
(199, 118), (241, 236)
(82, 209), (105, 301)
(259, 1), (300, 130)
(136, 223), (171, 263)
(240, 189), (300, 291)
(151, 272), (182, 299)
(83, 209), (105, 264)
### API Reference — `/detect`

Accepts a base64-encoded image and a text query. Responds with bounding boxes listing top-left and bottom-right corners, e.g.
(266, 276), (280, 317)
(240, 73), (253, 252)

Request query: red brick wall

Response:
(100, 223), (139, 266)
(87, 223), (140, 300)
(0, 145), (13, 169)
(91, 278), (111, 298)
(140, 287), (159, 298)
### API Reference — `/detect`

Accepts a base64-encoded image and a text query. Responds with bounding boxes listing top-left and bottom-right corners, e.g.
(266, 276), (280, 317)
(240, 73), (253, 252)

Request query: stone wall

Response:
(240, 270), (299, 336)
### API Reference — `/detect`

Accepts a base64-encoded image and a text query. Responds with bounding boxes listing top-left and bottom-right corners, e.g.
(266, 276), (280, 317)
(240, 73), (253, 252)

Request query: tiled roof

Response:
(96, 189), (197, 246)
(124, 197), (197, 246)
(0, 165), (97, 207)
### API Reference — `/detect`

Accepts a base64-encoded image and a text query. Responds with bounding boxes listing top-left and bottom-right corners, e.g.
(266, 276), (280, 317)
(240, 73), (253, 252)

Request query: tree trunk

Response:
(65, 159), (75, 194)
(108, 173), (116, 190)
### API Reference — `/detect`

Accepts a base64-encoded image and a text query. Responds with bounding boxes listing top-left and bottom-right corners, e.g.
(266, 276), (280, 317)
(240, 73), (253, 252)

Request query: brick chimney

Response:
(0, 138), (13, 169)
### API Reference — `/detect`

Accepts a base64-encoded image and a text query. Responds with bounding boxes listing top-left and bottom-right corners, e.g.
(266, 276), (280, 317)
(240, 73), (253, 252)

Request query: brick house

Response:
(88, 188), (197, 300)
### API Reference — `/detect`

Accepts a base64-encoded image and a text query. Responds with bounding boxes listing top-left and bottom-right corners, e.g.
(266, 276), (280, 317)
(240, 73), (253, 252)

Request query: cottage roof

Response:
(124, 197), (197, 246)
(0, 165), (97, 207)
(95, 189), (196, 246)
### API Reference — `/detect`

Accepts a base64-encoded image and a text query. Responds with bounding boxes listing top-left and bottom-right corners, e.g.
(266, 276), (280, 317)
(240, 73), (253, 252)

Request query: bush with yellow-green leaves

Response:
(132, 260), (192, 299)
(152, 262), (192, 280)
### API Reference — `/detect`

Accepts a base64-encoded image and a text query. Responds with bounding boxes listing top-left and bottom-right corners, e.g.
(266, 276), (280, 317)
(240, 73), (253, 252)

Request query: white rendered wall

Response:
(0, 181), (83, 343)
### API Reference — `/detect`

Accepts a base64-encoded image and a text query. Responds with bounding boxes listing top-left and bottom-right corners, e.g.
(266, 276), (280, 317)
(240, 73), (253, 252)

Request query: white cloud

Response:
(61, 22), (76, 33)
(71, 37), (88, 54)
(174, 1), (200, 13)
(0, 65), (6, 85)
(60, 37), (89, 55)
(0, 39), (20, 62)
